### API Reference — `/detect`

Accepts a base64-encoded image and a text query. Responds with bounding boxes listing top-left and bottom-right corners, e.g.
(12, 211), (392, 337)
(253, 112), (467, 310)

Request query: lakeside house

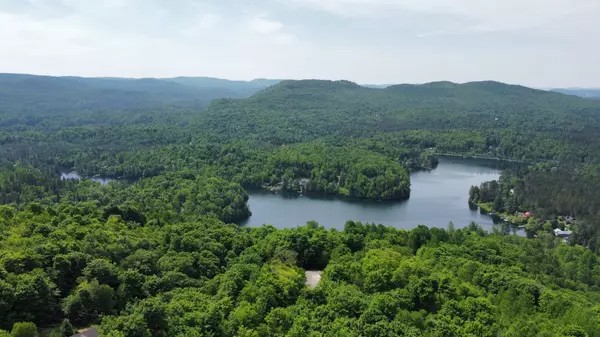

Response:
(71, 328), (99, 337)
(553, 228), (572, 239)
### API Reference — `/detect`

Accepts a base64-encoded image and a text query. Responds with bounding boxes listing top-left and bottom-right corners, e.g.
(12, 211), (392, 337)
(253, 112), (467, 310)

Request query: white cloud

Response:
(181, 13), (222, 38)
(0, 0), (598, 86)
(290, 0), (600, 34)
(245, 15), (297, 44)
(249, 16), (284, 34)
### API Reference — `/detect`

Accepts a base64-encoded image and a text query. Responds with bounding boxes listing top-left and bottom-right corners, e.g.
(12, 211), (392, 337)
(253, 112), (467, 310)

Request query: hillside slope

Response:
(200, 80), (600, 161)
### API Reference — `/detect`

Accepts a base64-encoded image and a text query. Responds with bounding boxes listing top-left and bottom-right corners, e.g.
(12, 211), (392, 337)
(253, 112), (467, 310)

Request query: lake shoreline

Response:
(436, 153), (530, 165)
(246, 186), (411, 204)
(241, 158), (503, 230)
(244, 188), (412, 205)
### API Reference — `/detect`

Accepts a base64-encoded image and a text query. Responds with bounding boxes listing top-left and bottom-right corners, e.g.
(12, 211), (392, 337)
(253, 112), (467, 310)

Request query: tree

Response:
(361, 249), (403, 293)
(469, 186), (480, 202)
(58, 319), (76, 337)
(156, 252), (197, 278)
(53, 252), (90, 295)
(0, 280), (15, 329)
(505, 195), (518, 213)
(82, 259), (120, 287)
(560, 325), (589, 337)
(409, 277), (439, 312)
(131, 298), (168, 337)
(12, 273), (57, 324)
(117, 269), (147, 305)
(63, 280), (116, 326)
(493, 195), (504, 212)
(1, 252), (41, 274)
(10, 322), (38, 337)
(408, 225), (431, 253)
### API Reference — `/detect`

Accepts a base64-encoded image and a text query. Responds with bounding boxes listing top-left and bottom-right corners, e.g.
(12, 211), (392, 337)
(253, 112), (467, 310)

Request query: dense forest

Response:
(2, 74), (600, 335)
(2, 204), (600, 337)
(470, 163), (600, 251)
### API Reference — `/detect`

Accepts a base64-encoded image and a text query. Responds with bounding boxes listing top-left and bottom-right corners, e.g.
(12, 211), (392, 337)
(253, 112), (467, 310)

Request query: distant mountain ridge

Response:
(4, 73), (600, 136)
(551, 88), (600, 99)
(0, 73), (282, 113)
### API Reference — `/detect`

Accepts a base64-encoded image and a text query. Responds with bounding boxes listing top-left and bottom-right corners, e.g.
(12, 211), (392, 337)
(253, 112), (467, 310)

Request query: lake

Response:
(240, 156), (507, 231)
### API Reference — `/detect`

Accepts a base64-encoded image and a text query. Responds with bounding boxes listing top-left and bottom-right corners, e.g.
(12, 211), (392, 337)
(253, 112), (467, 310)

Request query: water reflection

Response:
(241, 157), (513, 231)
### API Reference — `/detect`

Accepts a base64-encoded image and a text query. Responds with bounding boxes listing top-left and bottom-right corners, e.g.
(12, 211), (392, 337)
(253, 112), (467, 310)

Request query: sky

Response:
(1, 0), (599, 87)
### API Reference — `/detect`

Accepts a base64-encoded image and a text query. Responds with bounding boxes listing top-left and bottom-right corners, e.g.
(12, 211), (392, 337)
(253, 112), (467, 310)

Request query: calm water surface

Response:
(241, 157), (506, 230)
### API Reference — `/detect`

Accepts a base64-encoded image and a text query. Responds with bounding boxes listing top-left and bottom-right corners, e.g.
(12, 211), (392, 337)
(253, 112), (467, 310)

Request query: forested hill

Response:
(0, 73), (280, 114)
(201, 79), (600, 162)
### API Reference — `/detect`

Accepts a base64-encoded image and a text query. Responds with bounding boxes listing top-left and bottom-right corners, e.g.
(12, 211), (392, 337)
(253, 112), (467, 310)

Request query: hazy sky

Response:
(1, 0), (599, 87)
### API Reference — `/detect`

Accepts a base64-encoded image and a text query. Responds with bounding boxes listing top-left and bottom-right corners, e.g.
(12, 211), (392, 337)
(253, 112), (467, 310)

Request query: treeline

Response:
(108, 173), (251, 224)
(470, 163), (600, 251)
(57, 142), (414, 201)
(0, 165), (67, 205)
(0, 166), (251, 225)
(2, 203), (600, 336)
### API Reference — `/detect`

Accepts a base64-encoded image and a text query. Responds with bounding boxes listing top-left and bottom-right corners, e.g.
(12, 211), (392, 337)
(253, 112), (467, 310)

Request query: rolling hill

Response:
(3, 75), (600, 162)
(0, 73), (280, 114)
(201, 80), (600, 145)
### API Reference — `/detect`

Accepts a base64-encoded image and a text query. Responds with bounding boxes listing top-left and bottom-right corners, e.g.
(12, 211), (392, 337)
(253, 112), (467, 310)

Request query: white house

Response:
(553, 228), (572, 238)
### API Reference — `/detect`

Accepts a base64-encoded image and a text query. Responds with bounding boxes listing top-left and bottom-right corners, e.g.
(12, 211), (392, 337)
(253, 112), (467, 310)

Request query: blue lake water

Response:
(241, 157), (507, 231)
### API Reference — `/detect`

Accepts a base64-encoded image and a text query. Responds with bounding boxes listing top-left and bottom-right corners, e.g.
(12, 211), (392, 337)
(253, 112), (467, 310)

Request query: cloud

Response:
(0, 0), (599, 87)
(0, 0), (313, 82)
(246, 15), (297, 44)
(0, 0), (71, 18)
(181, 13), (222, 38)
(250, 16), (285, 34)
(290, 0), (600, 35)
